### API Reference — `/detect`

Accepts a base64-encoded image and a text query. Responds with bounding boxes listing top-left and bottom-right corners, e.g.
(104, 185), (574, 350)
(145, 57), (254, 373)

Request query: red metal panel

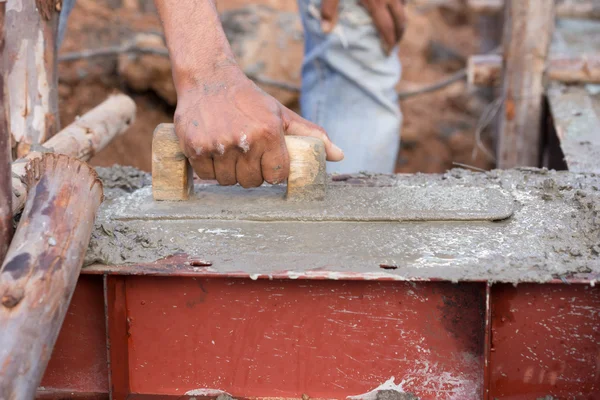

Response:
(106, 275), (132, 400)
(483, 284), (492, 400)
(490, 283), (600, 399)
(36, 389), (108, 399)
(122, 277), (485, 399)
(39, 275), (108, 395)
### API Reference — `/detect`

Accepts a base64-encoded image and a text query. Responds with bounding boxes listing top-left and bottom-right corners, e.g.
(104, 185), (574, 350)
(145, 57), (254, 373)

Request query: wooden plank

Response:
(468, 53), (600, 87)
(547, 83), (600, 173)
(0, 1), (11, 263)
(4, 0), (60, 158)
(469, 0), (600, 20)
(0, 154), (103, 399)
(497, 0), (555, 168)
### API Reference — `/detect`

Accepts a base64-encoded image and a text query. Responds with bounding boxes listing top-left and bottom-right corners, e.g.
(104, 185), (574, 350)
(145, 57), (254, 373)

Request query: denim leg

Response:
(297, 0), (402, 174)
(57, 0), (76, 47)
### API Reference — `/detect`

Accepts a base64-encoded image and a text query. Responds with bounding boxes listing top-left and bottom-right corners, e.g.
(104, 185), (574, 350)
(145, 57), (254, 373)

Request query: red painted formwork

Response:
(37, 269), (600, 400)
(38, 275), (109, 399)
(117, 277), (485, 399)
(489, 284), (600, 399)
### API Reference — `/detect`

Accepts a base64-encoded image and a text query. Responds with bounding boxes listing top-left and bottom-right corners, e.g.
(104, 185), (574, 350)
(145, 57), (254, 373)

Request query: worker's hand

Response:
(321, 0), (407, 55)
(174, 70), (344, 187)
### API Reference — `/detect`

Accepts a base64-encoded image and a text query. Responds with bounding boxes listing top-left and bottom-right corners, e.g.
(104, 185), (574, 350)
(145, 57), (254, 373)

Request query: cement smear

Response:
(109, 184), (514, 222)
(86, 167), (600, 283)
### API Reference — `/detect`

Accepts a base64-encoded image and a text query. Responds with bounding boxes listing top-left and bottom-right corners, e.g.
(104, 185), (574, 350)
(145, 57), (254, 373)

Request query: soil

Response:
(58, 0), (494, 174)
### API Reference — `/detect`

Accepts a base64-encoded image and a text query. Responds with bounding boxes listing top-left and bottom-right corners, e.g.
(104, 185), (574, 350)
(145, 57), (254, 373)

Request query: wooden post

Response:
(0, 154), (103, 399)
(11, 94), (136, 215)
(497, 0), (555, 168)
(0, 1), (11, 263)
(4, 0), (60, 158)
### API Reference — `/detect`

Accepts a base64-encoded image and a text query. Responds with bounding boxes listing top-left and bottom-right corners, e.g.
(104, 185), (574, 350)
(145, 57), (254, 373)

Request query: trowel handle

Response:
(151, 123), (326, 201)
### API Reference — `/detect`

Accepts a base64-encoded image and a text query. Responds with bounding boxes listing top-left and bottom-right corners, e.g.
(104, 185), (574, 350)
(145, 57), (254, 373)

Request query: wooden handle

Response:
(152, 123), (326, 201)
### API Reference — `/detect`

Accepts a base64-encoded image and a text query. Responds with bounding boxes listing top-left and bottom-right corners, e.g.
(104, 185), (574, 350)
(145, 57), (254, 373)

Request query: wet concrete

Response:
(110, 184), (514, 222)
(86, 167), (600, 283)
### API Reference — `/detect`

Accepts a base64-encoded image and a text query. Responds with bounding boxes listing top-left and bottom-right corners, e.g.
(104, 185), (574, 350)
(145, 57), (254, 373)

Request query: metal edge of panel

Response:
(81, 258), (600, 285)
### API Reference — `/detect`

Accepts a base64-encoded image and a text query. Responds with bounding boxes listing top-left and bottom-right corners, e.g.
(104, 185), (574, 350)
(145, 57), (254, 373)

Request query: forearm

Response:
(154, 0), (241, 89)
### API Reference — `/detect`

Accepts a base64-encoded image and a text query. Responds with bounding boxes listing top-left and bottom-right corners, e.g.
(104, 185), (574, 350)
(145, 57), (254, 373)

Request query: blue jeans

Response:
(297, 0), (402, 174)
(58, 0), (402, 174)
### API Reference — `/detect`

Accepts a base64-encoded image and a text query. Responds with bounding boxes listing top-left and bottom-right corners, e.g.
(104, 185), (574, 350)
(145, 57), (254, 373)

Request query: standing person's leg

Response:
(297, 0), (402, 174)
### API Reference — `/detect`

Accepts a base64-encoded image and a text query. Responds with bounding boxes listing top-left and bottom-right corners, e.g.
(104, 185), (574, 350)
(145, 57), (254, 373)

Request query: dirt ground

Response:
(58, 0), (495, 174)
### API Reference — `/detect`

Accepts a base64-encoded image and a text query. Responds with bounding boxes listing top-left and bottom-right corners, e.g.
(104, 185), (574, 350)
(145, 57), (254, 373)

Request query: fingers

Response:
(236, 146), (264, 188)
(189, 156), (215, 180)
(281, 107), (344, 162)
(361, 0), (396, 54)
(261, 136), (289, 185)
(175, 123), (215, 180)
(320, 0), (339, 33)
(389, 0), (407, 43)
(213, 151), (238, 186)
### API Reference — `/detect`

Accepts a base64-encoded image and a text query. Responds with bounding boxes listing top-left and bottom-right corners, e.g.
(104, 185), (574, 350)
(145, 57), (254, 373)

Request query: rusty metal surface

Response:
(82, 257), (600, 286)
(38, 274), (600, 399)
(39, 276), (108, 393)
(489, 283), (600, 398)
(36, 390), (108, 399)
(105, 275), (131, 400)
(117, 277), (485, 399)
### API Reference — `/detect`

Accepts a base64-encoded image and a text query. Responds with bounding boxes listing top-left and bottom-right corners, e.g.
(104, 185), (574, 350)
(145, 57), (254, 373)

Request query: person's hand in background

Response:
(320, 0), (407, 55)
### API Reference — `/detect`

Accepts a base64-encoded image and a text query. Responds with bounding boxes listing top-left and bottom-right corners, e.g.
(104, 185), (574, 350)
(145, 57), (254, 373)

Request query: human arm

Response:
(154, 0), (344, 187)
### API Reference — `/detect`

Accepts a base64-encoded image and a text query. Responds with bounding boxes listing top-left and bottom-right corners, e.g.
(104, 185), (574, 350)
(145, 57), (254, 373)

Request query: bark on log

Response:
(497, 0), (555, 168)
(11, 94), (136, 215)
(468, 53), (600, 86)
(468, 0), (600, 20)
(4, 0), (60, 159)
(0, 2), (11, 263)
(0, 154), (103, 399)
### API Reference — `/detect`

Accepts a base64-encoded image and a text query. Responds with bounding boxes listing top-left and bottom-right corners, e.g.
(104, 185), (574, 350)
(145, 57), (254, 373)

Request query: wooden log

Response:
(152, 123), (327, 201)
(468, 0), (600, 20)
(497, 0), (555, 168)
(0, 154), (103, 399)
(0, 1), (11, 263)
(11, 94), (136, 215)
(468, 53), (600, 86)
(4, 0), (60, 158)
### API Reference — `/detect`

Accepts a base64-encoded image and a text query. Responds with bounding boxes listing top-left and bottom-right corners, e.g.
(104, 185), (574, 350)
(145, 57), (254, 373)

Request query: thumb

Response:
(320, 0), (339, 33)
(281, 106), (344, 162)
